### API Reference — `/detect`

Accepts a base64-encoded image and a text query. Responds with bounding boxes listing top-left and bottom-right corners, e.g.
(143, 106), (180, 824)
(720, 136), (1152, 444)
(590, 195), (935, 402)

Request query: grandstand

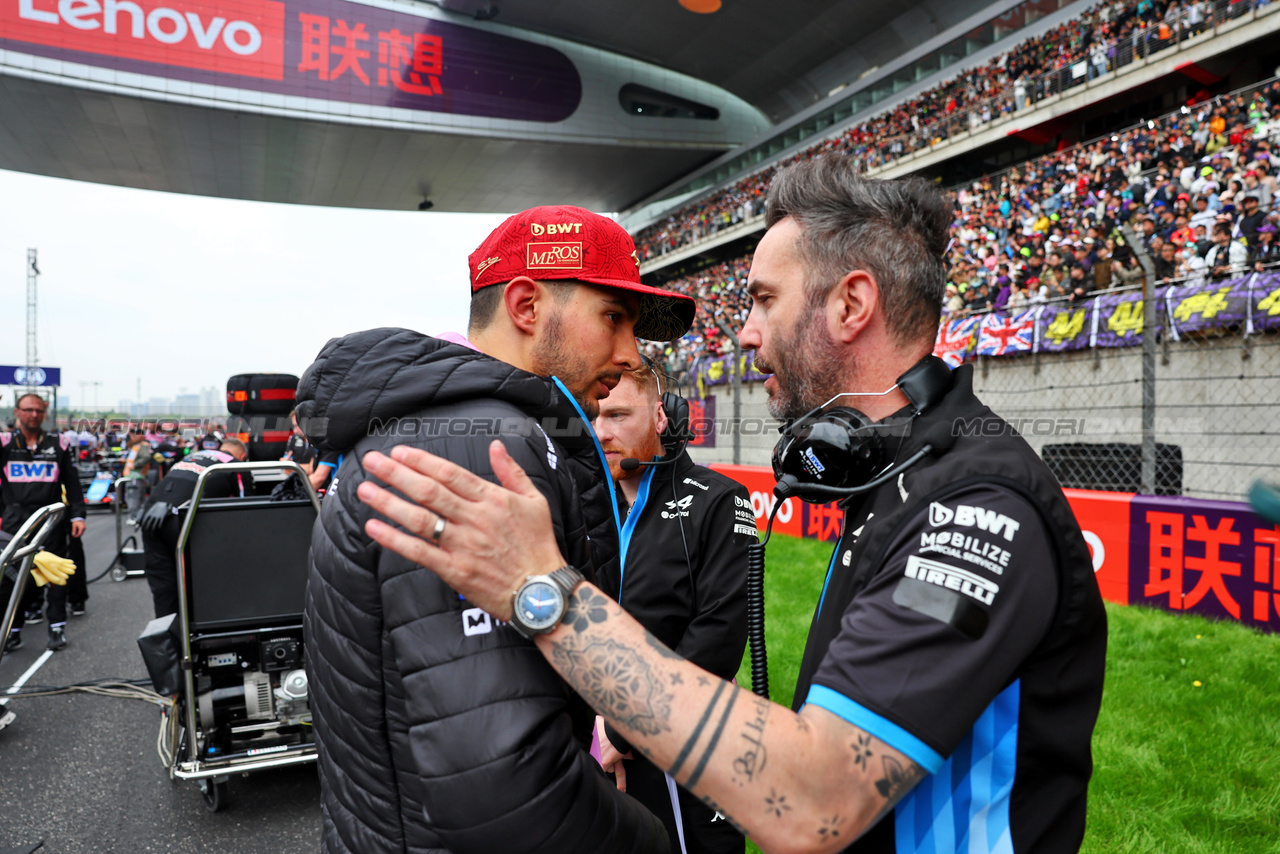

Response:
(625, 0), (1280, 504)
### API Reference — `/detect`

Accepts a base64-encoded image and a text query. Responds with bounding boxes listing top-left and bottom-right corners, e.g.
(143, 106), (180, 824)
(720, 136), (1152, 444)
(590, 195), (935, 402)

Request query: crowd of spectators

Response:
(643, 78), (1280, 373)
(641, 254), (752, 377)
(942, 81), (1280, 316)
(634, 0), (1269, 262)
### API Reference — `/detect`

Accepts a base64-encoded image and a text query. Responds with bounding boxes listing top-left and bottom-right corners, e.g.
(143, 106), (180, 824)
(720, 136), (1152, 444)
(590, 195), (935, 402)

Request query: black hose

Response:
(745, 503), (781, 700)
(86, 534), (138, 585)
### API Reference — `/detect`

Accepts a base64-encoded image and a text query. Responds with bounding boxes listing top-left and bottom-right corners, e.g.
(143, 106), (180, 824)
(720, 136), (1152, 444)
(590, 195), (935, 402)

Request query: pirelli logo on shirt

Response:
(904, 555), (999, 606)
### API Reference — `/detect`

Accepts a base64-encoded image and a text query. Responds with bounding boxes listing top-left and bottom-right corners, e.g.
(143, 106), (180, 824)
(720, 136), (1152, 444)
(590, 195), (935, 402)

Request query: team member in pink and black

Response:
(0, 393), (85, 652)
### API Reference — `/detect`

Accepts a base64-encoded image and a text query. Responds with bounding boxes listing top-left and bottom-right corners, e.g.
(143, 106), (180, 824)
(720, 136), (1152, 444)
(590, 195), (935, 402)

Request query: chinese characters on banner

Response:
(298, 14), (442, 95)
(0, 0), (582, 121)
(1134, 497), (1280, 631)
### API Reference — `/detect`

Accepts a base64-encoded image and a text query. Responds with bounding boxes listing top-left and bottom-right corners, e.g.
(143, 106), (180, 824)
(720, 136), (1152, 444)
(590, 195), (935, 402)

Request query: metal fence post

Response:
(1121, 224), (1158, 495)
(715, 319), (743, 465)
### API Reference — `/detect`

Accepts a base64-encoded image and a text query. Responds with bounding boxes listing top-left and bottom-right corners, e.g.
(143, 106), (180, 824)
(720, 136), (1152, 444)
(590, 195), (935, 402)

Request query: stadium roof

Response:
(0, 0), (1011, 210)
(470, 0), (1000, 122)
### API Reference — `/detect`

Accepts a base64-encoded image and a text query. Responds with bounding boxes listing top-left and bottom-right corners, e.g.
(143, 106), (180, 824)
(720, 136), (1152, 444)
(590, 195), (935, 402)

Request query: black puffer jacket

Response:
(297, 329), (668, 854)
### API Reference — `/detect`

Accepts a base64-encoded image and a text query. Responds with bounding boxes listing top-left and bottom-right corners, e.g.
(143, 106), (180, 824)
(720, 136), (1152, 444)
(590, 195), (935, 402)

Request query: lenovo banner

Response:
(2, 0), (582, 121)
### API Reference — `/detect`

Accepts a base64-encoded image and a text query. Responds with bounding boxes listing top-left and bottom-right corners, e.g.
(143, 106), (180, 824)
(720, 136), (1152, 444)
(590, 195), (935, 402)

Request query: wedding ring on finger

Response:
(430, 515), (447, 545)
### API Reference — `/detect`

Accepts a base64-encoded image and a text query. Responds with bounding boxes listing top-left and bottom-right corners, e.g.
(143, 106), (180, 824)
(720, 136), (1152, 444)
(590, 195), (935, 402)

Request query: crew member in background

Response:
(282, 409), (338, 494)
(138, 439), (251, 619)
(593, 365), (752, 854)
(0, 393), (86, 652)
(153, 430), (185, 475)
(121, 428), (159, 509)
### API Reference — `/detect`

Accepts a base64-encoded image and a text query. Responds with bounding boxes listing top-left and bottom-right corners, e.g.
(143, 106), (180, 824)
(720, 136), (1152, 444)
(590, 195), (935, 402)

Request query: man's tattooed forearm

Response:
(874, 755), (924, 802)
(668, 679), (727, 778)
(732, 695), (771, 784)
(685, 684), (737, 789)
(549, 637), (672, 735)
(562, 587), (610, 633)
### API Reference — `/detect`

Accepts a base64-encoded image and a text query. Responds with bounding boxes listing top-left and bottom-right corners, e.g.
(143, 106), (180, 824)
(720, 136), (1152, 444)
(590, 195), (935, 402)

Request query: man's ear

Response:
(654, 398), (669, 437)
(503, 277), (543, 335)
(833, 269), (879, 343)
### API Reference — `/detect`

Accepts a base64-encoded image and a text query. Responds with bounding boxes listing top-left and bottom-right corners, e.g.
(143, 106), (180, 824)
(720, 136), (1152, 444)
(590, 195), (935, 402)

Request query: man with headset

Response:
(356, 157), (1107, 854)
(594, 362), (752, 854)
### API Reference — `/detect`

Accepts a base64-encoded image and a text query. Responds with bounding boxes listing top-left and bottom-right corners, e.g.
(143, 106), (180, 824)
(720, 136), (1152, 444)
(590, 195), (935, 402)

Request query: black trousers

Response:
(67, 531), (88, 607)
(624, 755), (744, 854)
(142, 514), (183, 619)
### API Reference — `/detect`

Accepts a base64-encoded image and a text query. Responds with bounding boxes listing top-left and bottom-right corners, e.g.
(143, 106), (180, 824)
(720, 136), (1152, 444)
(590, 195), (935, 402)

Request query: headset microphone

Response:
(748, 356), (955, 702)
(621, 456), (672, 471)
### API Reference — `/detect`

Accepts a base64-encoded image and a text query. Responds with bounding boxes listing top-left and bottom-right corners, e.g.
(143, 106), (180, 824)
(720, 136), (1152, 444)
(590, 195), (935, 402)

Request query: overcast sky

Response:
(0, 168), (512, 415)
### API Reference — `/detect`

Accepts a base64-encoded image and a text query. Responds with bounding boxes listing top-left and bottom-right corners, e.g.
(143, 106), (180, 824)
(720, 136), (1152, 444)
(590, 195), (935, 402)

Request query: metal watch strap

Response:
(547, 565), (585, 597)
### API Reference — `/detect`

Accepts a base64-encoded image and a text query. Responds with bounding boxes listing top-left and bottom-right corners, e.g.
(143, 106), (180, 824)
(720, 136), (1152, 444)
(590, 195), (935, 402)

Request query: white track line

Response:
(1, 649), (54, 707)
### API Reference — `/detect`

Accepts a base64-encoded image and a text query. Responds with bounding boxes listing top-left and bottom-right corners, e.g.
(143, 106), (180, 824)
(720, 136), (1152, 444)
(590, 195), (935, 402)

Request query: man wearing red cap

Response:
(297, 205), (694, 854)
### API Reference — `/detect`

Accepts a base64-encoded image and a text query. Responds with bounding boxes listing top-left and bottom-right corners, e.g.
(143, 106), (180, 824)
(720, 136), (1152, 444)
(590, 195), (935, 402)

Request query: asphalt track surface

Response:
(0, 512), (321, 853)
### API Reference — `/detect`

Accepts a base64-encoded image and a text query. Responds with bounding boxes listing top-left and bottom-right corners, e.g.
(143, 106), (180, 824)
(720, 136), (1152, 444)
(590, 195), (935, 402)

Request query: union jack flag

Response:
(977, 310), (1035, 356)
(934, 316), (978, 367)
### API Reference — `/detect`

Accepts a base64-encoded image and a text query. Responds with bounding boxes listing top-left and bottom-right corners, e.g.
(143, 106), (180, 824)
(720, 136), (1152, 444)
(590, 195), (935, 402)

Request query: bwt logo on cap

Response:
(527, 242), (582, 270)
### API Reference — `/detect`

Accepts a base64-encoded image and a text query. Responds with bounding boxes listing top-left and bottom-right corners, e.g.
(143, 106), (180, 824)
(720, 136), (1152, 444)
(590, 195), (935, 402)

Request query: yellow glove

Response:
(31, 551), (76, 587)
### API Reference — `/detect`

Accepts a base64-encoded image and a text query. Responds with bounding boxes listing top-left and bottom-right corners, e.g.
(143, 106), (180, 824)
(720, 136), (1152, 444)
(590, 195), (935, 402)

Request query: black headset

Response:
(771, 355), (956, 503)
(621, 355), (694, 471)
(746, 355), (957, 702)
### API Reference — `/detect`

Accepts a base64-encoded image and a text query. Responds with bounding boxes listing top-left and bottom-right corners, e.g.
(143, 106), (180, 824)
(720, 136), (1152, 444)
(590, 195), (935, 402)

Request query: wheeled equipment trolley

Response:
(146, 461), (320, 811)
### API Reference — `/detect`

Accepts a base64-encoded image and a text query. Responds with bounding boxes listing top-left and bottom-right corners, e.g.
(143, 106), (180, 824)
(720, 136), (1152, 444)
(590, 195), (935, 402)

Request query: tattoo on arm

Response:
(816, 815), (847, 843)
(731, 695), (771, 785)
(874, 755), (925, 802)
(550, 637), (673, 736)
(763, 788), (792, 819)
(852, 733), (873, 772)
(668, 680), (727, 778)
(563, 587), (610, 633)
(685, 685), (737, 789)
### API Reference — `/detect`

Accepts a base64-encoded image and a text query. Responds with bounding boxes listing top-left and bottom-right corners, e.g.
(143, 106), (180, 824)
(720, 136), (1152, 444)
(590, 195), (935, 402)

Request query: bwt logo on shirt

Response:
(928, 501), (1021, 542)
(5, 461), (58, 483)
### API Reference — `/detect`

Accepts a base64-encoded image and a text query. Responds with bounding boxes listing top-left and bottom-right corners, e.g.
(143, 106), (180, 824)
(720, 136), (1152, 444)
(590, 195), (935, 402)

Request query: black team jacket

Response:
(296, 328), (669, 854)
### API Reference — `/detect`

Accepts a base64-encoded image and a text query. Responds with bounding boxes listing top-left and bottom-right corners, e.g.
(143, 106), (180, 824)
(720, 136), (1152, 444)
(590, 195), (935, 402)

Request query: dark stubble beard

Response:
(531, 309), (603, 421)
(755, 299), (850, 422)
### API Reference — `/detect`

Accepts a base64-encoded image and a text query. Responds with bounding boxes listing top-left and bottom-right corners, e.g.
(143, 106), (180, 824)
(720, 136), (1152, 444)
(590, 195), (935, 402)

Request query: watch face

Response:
(515, 580), (564, 631)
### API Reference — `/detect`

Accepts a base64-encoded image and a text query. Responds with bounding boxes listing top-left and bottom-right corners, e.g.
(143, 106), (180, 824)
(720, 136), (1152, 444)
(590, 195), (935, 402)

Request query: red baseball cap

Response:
(468, 205), (696, 341)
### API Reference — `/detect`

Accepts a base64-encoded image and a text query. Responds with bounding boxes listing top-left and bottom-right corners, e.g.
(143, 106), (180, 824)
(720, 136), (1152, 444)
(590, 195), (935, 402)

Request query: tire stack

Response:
(226, 374), (299, 462)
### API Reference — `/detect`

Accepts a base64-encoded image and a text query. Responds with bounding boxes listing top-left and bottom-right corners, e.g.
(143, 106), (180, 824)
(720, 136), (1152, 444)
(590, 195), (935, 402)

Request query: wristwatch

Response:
(508, 566), (585, 640)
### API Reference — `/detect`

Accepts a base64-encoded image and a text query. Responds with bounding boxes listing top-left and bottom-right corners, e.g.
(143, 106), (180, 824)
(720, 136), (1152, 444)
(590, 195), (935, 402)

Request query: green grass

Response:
(733, 535), (1280, 853)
